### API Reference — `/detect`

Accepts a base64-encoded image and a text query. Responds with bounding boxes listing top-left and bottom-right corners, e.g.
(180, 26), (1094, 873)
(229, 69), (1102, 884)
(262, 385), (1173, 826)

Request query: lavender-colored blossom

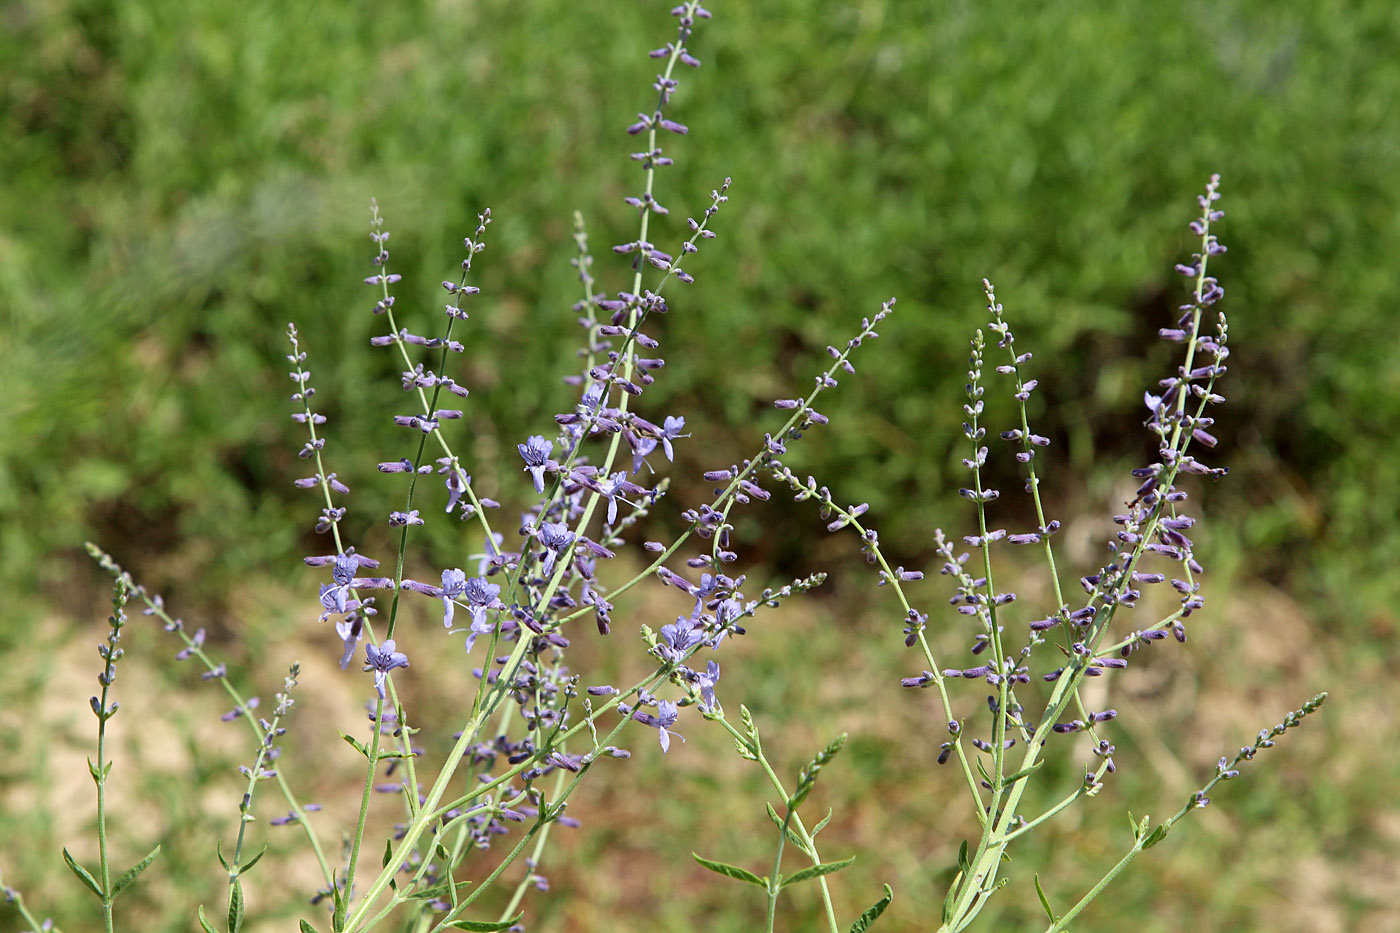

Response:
(364, 639), (410, 699)
(696, 660), (720, 712)
(595, 470), (645, 525)
(539, 522), (575, 576)
(336, 618), (362, 670)
(461, 577), (504, 651)
(628, 433), (659, 474)
(659, 415), (687, 460)
(518, 435), (554, 493)
(439, 568), (468, 628)
(660, 614), (704, 662)
(652, 699), (682, 753)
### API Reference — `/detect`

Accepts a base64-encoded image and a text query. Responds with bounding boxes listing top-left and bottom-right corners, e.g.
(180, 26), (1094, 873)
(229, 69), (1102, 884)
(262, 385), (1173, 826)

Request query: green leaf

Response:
(765, 802), (806, 850)
(942, 869), (965, 924)
(1034, 873), (1057, 922)
(445, 913), (522, 931)
(957, 840), (971, 874)
(1130, 811), (1151, 842)
(197, 904), (220, 933)
(408, 880), (472, 900)
(812, 808), (833, 837)
(1001, 759), (1046, 786)
(780, 856), (856, 889)
(299, 922), (321, 933)
(331, 870), (346, 931)
(112, 843), (162, 897)
(215, 841), (232, 872)
(87, 757), (103, 783)
(62, 847), (103, 898)
(848, 883), (893, 933)
(789, 784), (813, 811)
(1142, 823), (1171, 849)
(228, 878), (245, 933)
(692, 853), (766, 887)
(239, 847), (267, 875)
(340, 732), (369, 758)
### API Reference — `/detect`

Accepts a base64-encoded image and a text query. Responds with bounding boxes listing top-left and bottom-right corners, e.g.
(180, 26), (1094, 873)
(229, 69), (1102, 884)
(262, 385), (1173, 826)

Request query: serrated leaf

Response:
(228, 878), (245, 933)
(299, 921), (321, 933)
(779, 856), (856, 889)
(62, 847), (103, 898)
(1034, 873), (1056, 922)
(1142, 823), (1170, 849)
(692, 853), (766, 887)
(848, 883), (893, 933)
(197, 904), (219, 933)
(445, 912), (522, 930)
(112, 843), (162, 897)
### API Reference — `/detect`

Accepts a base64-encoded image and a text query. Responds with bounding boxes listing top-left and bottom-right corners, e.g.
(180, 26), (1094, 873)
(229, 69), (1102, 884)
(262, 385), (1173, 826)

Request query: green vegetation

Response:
(2, 0), (1395, 930)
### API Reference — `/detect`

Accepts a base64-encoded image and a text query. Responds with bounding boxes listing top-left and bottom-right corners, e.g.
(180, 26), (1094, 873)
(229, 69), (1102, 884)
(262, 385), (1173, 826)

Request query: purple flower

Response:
(628, 433), (659, 474)
(539, 522), (574, 575)
(660, 614), (704, 662)
(518, 435), (554, 493)
(462, 577), (503, 651)
(335, 618), (361, 670)
(697, 661), (720, 712)
(649, 699), (683, 753)
(596, 470), (645, 525)
(364, 639), (410, 699)
(439, 568), (468, 628)
(659, 415), (687, 460)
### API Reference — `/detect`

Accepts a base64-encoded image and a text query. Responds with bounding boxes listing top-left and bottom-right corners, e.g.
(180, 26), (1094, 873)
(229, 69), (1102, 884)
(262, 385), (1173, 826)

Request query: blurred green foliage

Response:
(1, 0), (1397, 929)
(3, 0), (1397, 618)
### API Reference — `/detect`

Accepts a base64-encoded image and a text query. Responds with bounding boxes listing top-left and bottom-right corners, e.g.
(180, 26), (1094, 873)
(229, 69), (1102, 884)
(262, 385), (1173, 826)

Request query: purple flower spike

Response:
(364, 639), (410, 699)
(518, 435), (554, 493)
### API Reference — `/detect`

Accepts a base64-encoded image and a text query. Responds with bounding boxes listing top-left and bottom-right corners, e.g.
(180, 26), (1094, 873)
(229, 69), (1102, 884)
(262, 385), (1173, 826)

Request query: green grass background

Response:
(2, 0), (1397, 930)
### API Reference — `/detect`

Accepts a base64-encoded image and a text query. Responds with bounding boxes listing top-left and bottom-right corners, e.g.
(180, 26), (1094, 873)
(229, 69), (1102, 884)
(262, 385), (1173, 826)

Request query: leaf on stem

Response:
(692, 853), (766, 887)
(848, 883), (893, 933)
(62, 847), (103, 899)
(780, 856), (856, 889)
(112, 843), (162, 897)
(446, 913), (523, 930)
(1034, 873), (1057, 923)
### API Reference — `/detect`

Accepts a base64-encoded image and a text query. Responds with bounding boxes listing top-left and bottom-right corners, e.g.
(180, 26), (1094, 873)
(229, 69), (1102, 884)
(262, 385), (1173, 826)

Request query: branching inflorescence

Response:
(55, 5), (1326, 933)
(770, 174), (1325, 931)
